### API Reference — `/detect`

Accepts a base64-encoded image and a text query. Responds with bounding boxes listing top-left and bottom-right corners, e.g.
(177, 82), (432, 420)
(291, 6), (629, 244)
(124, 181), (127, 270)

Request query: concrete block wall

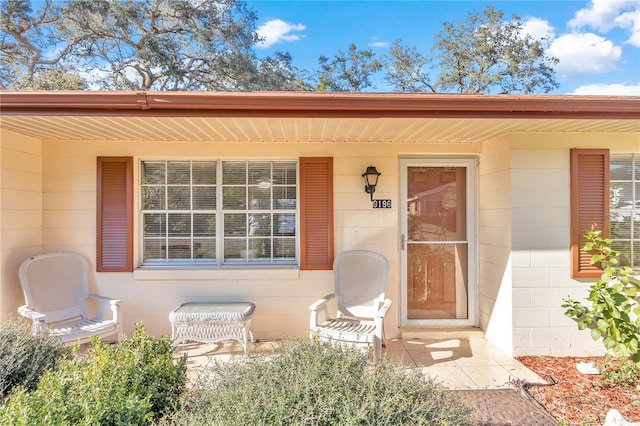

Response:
(478, 134), (513, 355)
(508, 133), (640, 357)
(481, 132), (638, 357)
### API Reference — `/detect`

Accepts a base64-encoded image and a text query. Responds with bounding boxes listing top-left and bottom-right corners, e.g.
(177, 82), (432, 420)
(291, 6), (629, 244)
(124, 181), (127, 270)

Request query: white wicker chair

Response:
(309, 250), (392, 362)
(18, 252), (121, 346)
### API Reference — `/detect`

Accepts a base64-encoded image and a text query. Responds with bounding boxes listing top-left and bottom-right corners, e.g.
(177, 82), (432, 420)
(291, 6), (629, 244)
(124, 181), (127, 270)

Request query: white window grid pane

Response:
(141, 160), (217, 263)
(610, 153), (639, 269)
(221, 160), (297, 265)
(140, 159), (297, 266)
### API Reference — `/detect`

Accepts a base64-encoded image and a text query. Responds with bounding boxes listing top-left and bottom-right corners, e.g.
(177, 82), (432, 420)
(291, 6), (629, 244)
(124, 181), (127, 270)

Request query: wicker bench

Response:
(169, 302), (255, 354)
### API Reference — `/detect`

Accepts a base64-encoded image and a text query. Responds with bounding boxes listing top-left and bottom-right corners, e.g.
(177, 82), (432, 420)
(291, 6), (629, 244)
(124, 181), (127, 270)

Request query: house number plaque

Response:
(372, 199), (392, 209)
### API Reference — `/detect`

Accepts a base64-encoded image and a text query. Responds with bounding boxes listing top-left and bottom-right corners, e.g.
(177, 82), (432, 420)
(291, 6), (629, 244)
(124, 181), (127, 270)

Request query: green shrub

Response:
(597, 355), (640, 388)
(0, 323), (187, 425)
(563, 224), (640, 363)
(0, 318), (69, 399)
(167, 338), (474, 425)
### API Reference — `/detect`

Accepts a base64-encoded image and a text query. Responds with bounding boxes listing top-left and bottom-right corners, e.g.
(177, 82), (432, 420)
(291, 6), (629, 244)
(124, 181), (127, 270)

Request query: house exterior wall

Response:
(39, 138), (482, 339)
(479, 134), (513, 355)
(0, 129), (43, 319)
(3, 128), (638, 357)
(509, 132), (639, 357)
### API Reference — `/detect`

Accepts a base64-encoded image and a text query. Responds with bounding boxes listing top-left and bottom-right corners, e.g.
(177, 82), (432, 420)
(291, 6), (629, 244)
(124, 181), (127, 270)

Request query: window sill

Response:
(133, 266), (300, 281)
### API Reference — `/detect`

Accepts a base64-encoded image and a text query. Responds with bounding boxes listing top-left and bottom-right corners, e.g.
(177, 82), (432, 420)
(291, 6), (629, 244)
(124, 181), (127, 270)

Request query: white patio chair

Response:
(18, 252), (121, 346)
(309, 250), (392, 362)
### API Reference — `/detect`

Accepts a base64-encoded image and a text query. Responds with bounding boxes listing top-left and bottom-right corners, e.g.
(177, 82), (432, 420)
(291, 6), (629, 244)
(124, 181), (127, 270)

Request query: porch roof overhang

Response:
(1, 91), (639, 143)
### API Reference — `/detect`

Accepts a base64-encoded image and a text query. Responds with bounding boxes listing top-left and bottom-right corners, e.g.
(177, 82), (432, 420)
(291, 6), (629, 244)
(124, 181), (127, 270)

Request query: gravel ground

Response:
(451, 389), (557, 425)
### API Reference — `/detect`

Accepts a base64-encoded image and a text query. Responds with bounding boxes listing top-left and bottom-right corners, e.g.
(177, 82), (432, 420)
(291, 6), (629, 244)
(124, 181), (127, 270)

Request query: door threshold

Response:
(399, 326), (484, 340)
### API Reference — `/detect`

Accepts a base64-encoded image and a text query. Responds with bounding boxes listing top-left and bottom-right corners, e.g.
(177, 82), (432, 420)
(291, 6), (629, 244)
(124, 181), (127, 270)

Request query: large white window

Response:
(140, 160), (297, 266)
(610, 153), (640, 269)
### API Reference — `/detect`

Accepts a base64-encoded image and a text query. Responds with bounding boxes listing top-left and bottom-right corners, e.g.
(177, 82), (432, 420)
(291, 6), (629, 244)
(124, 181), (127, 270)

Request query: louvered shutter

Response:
(300, 157), (334, 270)
(570, 149), (609, 278)
(97, 157), (133, 272)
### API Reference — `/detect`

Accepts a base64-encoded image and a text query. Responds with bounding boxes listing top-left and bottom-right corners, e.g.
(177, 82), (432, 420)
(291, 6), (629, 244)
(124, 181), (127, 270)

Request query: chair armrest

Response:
(18, 305), (48, 330)
(309, 294), (335, 330)
(376, 299), (392, 318)
(309, 294), (335, 311)
(89, 294), (120, 305)
(88, 294), (121, 322)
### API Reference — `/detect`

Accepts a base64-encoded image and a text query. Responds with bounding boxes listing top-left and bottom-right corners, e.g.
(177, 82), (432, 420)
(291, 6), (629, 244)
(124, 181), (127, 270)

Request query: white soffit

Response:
(1, 115), (639, 143)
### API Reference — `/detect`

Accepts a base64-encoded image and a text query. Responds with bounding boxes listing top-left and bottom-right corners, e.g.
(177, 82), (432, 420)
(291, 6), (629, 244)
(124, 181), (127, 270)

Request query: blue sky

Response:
(250, 0), (640, 95)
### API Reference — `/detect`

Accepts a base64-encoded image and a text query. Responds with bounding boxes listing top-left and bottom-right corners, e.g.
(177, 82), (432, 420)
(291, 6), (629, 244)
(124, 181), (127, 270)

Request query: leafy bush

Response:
(597, 355), (640, 388)
(563, 224), (640, 363)
(0, 323), (187, 425)
(0, 318), (69, 399)
(167, 338), (475, 425)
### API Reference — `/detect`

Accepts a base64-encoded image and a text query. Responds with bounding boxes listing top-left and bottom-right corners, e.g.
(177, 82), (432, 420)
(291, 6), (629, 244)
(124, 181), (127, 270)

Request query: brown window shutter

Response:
(570, 149), (609, 278)
(97, 157), (133, 272)
(300, 157), (334, 270)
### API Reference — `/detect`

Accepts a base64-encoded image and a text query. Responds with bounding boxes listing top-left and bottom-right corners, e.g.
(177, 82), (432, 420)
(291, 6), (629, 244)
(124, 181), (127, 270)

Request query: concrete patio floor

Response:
(173, 336), (546, 390)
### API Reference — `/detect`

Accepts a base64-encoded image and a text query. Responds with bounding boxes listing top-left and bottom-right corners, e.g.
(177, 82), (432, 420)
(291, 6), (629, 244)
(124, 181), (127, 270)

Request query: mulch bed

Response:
(517, 356), (640, 425)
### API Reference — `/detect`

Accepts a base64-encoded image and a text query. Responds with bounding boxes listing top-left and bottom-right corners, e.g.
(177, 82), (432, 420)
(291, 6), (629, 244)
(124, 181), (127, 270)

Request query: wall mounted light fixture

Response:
(362, 165), (381, 201)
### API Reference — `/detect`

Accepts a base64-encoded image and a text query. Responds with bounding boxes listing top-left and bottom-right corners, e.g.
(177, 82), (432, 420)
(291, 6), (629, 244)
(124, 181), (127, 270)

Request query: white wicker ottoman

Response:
(169, 302), (256, 354)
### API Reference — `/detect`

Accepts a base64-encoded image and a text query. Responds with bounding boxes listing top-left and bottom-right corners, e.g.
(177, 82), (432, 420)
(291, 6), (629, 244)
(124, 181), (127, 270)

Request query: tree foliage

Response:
(0, 0), (306, 91)
(383, 39), (435, 93)
(318, 6), (558, 94)
(431, 6), (558, 94)
(12, 66), (88, 90)
(316, 43), (382, 92)
(1, 2), (559, 93)
(0, 0), (86, 89)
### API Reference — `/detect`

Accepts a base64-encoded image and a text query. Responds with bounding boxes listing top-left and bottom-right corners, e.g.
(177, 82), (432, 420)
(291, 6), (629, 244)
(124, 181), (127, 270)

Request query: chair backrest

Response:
(18, 252), (90, 324)
(333, 250), (389, 319)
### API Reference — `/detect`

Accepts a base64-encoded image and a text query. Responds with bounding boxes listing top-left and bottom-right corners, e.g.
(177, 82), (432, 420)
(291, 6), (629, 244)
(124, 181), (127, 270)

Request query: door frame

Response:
(399, 157), (478, 327)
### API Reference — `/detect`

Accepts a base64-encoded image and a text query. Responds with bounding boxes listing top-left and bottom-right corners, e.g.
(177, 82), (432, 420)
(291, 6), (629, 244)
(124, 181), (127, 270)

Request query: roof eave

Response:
(1, 91), (639, 120)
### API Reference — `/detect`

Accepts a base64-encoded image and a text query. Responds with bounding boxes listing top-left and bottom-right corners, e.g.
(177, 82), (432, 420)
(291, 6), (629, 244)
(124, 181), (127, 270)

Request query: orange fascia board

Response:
(1, 91), (639, 120)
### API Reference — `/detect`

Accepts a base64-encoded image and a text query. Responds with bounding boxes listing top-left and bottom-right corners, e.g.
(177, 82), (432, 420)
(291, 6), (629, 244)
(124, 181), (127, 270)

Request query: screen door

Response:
(400, 158), (476, 326)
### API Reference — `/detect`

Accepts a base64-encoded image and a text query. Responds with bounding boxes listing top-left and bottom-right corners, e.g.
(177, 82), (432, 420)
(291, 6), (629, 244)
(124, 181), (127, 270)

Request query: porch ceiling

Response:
(1, 91), (639, 143)
(2, 115), (639, 143)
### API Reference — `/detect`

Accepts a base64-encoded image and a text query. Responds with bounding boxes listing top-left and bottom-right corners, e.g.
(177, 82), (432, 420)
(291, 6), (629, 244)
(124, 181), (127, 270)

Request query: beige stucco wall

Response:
(0, 128), (43, 319)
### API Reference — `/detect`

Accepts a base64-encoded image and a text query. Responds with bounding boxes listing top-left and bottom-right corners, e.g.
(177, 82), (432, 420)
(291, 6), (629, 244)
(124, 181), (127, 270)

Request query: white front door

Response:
(400, 158), (477, 326)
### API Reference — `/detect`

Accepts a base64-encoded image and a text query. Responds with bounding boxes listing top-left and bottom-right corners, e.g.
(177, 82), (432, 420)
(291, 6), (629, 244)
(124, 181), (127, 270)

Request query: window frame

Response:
(220, 160), (298, 267)
(138, 158), (298, 268)
(609, 152), (639, 270)
(571, 149), (640, 278)
(96, 156), (334, 272)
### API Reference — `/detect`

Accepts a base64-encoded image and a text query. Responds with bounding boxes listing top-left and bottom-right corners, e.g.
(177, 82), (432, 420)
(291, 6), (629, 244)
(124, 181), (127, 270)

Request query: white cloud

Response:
(571, 83), (640, 96)
(568, 0), (640, 46)
(369, 41), (389, 48)
(522, 17), (554, 42)
(569, 0), (630, 31)
(547, 33), (622, 78)
(616, 9), (640, 47)
(256, 19), (305, 49)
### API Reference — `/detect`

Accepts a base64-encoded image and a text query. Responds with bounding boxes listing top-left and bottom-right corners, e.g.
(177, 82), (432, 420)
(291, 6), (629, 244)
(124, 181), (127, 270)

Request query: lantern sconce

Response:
(362, 165), (381, 201)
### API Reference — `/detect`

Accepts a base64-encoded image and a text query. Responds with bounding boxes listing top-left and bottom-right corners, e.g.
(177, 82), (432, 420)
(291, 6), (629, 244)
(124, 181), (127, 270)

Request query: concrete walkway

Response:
(385, 337), (545, 389)
(173, 336), (545, 390)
